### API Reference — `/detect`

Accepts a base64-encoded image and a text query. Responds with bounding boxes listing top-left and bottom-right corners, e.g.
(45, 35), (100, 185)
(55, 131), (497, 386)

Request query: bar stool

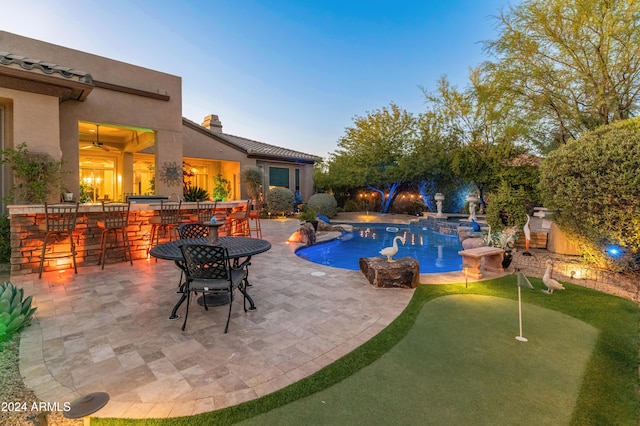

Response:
(148, 200), (182, 258)
(248, 200), (263, 238)
(97, 201), (132, 270)
(228, 200), (250, 236)
(38, 202), (79, 278)
(196, 200), (218, 223)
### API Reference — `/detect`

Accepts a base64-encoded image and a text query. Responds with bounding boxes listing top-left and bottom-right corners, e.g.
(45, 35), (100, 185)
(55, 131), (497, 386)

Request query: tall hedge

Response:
(540, 118), (640, 270)
(485, 181), (528, 232)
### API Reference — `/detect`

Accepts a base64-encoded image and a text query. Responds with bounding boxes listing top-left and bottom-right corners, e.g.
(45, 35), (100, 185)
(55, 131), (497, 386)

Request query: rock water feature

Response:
(359, 257), (420, 288)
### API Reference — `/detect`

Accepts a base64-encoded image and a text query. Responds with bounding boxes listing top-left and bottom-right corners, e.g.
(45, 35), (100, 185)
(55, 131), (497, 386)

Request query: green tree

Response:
(539, 118), (640, 271)
(326, 103), (419, 213)
(423, 75), (534, 209)
(484, 0), (640, 151)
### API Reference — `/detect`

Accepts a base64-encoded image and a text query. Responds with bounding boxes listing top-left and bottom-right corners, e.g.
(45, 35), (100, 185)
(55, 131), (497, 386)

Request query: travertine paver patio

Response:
(14, 215), (463, 419)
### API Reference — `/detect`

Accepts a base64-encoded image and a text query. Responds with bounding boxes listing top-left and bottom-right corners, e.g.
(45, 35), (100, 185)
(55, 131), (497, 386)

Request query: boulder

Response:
(331, 223), (354, 233)
(317, 220), (354, 233)
(317, 219), (334, 231)
(461, 237), (485, 250)
(358, 257), (420, 289)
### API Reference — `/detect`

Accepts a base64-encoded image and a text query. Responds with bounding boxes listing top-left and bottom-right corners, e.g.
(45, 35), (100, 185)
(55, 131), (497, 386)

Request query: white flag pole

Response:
(515, 271), (528, 342)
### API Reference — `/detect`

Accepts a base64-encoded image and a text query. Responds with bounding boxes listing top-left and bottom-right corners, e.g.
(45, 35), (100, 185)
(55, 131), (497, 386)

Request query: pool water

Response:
(296, 224), (463, 273)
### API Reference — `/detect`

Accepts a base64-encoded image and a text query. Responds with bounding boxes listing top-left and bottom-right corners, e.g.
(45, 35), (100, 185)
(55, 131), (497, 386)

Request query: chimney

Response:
(202, 114), (223, 133)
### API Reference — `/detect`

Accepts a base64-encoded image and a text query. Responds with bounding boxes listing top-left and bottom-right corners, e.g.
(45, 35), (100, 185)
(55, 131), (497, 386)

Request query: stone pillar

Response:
(435, 193), (445, 217)
(466, 195), (479, 221)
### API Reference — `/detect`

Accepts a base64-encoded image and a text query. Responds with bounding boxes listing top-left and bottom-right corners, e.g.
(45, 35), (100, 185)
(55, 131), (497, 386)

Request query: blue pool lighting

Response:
(605, 244), (624, 258)
(296, 223), (463, 273)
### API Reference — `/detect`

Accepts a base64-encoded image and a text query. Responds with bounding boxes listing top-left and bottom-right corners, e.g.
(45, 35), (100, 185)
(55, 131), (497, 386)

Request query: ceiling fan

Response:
(81, 124), (110, 151)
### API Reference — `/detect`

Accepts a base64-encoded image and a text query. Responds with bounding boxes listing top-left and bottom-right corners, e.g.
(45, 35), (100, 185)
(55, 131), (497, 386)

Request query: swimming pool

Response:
(295, 223), (463, 273)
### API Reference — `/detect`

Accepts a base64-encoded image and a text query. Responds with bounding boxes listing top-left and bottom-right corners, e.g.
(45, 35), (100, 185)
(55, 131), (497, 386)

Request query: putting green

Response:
(238, 294), (599, 426)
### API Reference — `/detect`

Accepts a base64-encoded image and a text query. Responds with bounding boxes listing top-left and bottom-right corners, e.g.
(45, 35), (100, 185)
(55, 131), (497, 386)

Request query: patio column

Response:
(154, 129), (183, 197)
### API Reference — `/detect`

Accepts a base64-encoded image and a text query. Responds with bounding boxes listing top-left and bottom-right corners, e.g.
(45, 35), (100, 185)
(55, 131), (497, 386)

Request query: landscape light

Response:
(605, 244), (624, 258)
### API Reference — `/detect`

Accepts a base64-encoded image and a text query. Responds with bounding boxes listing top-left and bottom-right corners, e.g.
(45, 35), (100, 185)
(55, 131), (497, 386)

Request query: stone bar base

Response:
(358, 257), (420, 289)
(8, 201), (245, 275)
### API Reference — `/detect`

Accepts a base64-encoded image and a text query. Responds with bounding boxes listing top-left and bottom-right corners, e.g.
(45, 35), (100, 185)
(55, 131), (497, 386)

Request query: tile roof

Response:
(0, 51), (93, 83)
(183, 117), (322, 163)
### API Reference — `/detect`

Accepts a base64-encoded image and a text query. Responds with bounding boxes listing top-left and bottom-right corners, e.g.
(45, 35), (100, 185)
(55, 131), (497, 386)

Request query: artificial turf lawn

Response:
(93, 275), (639, 426)
(236, 294), (599, 425)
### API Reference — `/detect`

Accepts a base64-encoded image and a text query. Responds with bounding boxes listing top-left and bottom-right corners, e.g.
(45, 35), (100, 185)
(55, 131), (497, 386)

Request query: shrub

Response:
(183, 186), (209, 202)
(0, 216), (9, 264)
(298, 206), (318, 222)
(0, 143), (69, 204)
(540, 118), (640, 271)
(0, 282), (37, 343)
(265, 187), (295, 216)
(342, 199), (360, 212)
(485, 181), (529, 232)
(390, 197), (425, 216)
(212, 174), (230, 201)
(307, 193), (338, 218)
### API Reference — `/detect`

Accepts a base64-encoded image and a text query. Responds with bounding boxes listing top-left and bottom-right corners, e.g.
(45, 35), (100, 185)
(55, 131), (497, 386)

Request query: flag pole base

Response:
(515, 336), (528, 342)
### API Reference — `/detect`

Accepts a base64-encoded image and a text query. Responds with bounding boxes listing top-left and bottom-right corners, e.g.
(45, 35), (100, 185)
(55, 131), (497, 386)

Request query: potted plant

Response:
(62, 188), (74, 202)
(299, 207), (319, 231)
(484, 226), (518, 268)
(212, 174), (230, 201)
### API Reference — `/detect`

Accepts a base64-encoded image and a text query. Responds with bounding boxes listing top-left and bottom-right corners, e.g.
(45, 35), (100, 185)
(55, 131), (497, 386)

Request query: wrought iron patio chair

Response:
(148, 200), (182, 259)
(38, 202), (79, 278)
(97, 201), (132, 270)
(177, 222), (208, 239)
(196, 200), (218, 223)
(228, 200), (251, 236)
(248, 199), (263, 238)
(179, 244), (250, 333)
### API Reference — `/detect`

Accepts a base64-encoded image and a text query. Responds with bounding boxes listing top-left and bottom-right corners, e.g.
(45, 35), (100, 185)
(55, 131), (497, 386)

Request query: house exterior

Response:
(0, 31), (320, 212)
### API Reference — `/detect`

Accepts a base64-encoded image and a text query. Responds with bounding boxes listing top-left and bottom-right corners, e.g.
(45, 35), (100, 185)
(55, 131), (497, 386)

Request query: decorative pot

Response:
(63, 192), (74, 202)
(502, 250), (513, 269)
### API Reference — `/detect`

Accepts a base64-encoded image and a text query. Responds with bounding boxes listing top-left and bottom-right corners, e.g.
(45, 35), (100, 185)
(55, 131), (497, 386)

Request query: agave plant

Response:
(183, 186), (210, 202)
(0, 281), (37, 343)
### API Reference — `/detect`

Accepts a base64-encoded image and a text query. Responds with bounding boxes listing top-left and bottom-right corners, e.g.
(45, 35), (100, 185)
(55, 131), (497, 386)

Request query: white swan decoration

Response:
(523, 214), (532, 255)
(380, 236), (406, 262)
(542, 260), (565, 294)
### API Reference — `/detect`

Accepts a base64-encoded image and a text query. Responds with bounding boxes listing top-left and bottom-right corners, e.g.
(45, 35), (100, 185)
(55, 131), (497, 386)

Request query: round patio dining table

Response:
(149, 236), (271, 319)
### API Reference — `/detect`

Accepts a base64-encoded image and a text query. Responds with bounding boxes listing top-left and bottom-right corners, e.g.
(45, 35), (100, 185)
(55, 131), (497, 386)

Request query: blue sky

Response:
(3, 0), (515, 158)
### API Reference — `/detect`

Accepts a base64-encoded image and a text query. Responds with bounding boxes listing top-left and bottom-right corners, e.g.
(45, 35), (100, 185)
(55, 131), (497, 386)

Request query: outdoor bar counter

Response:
(7, 200), (247, 275)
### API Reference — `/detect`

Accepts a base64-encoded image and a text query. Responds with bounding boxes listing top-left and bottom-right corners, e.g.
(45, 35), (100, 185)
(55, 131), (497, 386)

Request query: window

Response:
(133, 155), (155, 196)
(78, 121), (155, 202)
(269, 167), (289, 188)
(79, 157), (116, 202)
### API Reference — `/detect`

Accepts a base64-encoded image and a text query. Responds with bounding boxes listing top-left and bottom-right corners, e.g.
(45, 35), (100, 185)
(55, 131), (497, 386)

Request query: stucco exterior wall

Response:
(1, 31), (318, 209)
(0, 88), (60, 158)
(1, 31), (184, 198)
(182, 124), (256, 199)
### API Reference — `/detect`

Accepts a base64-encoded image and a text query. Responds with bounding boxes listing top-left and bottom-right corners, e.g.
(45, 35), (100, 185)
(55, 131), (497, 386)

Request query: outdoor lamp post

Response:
(462, 263), (470, 288)
(64, 392), (110, 425)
